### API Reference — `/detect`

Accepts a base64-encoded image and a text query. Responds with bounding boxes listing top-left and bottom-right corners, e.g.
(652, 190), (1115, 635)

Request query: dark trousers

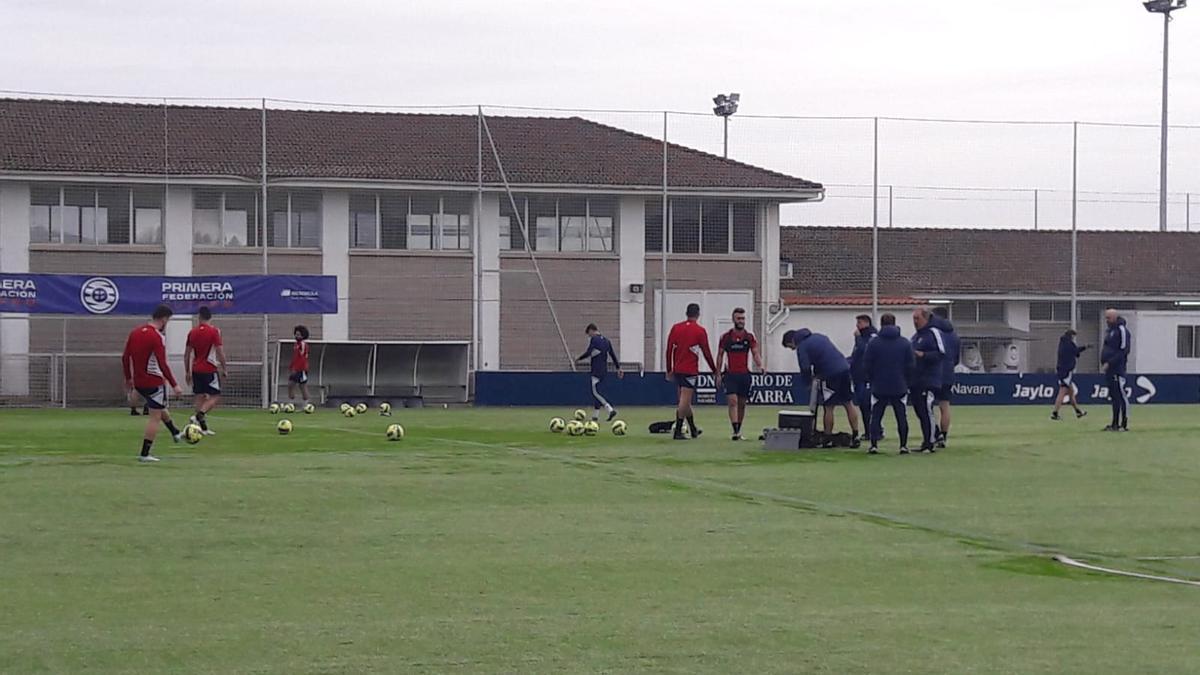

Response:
(869, 395), (908, 448)
(910, 387), (935, 446)
(853, 379), (872, 428)
(1107, 372), (1129, 428)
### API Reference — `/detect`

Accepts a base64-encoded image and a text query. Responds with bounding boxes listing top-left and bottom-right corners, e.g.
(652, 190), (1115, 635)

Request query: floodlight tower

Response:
(1144, 0), (1186, 231)
(712, 93), (740, 158)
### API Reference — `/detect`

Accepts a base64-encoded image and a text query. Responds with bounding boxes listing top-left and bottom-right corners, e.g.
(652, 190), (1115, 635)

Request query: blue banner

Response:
(0, 274), (337, 315)
(474, 371), (1200, 407)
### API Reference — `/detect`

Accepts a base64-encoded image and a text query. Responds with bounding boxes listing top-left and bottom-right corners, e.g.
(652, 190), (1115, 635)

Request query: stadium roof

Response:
(781, 227), (1200, 298)
(0, 98), (821, 197)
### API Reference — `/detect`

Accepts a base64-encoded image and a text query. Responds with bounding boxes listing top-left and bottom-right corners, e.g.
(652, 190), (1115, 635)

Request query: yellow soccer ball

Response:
(355, 403), (368, 415)
(303, 403), (316, 414)
(611, 420), (628, 436)
(549, 417), (567, 433)
(573, 409), (588, 421)
(339, 402), (352, 413)
(277, 419), (293, 435)
(282, 403), (296, 414)
(566, 420), (584, 436)
(183, 423), (204, 444)
(584, 420), (600, 436)
(268, 403), (280, 414)
(379, 402), (393, 416)
(386, 423), (405, 441)
(342, 406), (357, 418)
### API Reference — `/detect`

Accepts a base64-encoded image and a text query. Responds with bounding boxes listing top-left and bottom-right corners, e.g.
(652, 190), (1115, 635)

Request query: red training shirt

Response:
(719, 328), (758, 374)
(666, 319), (716, 375)
(123, 324), (177, 389)
(187, 323), (223, 374)
(290, 340), (310, 373)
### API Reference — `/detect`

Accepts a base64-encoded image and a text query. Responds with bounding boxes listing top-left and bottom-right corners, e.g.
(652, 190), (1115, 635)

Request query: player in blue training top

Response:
(576, 323), (624, 421)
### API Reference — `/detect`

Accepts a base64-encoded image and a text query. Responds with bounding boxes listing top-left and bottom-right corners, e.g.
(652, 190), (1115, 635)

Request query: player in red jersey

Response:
(288, 324), (311, 406)
(122, 305), (183, 462)
(184, 306), (228, 436)
(664, 302), (718, 440)
(716, 307), (764, 441)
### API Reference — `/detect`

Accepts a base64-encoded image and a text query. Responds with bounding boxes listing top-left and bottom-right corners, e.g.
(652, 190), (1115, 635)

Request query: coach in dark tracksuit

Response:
(929, 314), (960, 448)
(785, 328), (862, 444)
(1100, 309), (1132, 431)
(849, 315), (877, 432)
(863, 313), (915, 455)
(910, 307), (946, 452)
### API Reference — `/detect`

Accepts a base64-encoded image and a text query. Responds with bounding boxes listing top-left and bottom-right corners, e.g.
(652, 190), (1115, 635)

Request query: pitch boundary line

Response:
(1053, 556), (1200, 587)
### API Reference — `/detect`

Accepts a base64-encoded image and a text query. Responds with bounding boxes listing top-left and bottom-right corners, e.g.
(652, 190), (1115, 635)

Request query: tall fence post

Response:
(660, 111), (669, 371)
(61, 319), (67, 409)
(872, 117), (879, 321)
(1070, 121), (1078, 332)
(260, 99), (270, 408)
(1033, 189), (1039, 230)
(1188, 192), (1192, 232)
(887, 184), (893, 228)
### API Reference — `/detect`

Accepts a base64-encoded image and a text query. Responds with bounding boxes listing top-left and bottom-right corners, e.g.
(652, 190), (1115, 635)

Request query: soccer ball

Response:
(584, 420), (600, 436)
(303, 403), (316, 414)
(277, 419), (293, 435)
(183, 423), (204, 444)
(342, 406), (357, 418)
(355, 403), (368, 414)
(549, 417), (567, 433)
(573, 409), (587, 421)
(339, 402), (352, 413)
(379, 402), (392, 416)
(566, 420), (584, 436)
(282, 403), (296, 413)
(386, 423), (405, 441)
(268, 403), (280, 414)
(611, 420), (628, 436)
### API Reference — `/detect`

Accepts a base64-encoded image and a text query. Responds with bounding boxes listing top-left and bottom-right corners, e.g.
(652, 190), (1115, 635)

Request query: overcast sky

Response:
(3, 0), (1198, 228)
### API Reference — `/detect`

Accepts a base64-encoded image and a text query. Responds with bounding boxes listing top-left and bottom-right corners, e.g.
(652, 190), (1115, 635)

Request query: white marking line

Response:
(1054, 555), (1200, 588)
(1135, 555), (1200, 561)
(279, 425), (1200, 589)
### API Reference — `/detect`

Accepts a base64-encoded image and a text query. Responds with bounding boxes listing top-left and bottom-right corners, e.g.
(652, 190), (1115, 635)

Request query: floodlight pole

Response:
(723, 117), (729, 158)
(1159, 8), (1171, 231)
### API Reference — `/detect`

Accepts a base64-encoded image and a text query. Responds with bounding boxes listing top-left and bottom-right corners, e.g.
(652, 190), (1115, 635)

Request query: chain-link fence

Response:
(3, 93), (1199, 400)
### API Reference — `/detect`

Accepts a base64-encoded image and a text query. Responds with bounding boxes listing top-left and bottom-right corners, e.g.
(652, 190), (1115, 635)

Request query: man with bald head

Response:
(1100, 308), (1131, 431)
(910, 307), (947, 453)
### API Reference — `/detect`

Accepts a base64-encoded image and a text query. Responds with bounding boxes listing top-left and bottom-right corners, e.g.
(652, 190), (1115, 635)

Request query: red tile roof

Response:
(782, 226), (1200, 297)
(0, 98), (820, 193)
(783, 295), (925, 306)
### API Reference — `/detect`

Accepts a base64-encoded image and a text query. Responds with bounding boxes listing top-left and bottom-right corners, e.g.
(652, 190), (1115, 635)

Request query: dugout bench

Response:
(274, 340), (469, 407)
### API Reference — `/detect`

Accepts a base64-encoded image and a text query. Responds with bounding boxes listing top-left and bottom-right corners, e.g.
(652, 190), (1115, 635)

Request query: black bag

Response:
(649, 420), (675, 434)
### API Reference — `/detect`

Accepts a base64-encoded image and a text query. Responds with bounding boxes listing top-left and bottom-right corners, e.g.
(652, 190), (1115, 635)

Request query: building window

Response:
(952, 300), (1006, 323)
(194, 189), (258, 247)
(267, 190), (322, 249)
(29, 184), (152, 246)
(349, 194), (378, 249)
(1030, 301), (1075, 323)
(349, 193), (474, 251)
(1178, 325), (1200, 359)
(780, 261), (794, 279)
(645, 198), (757, 254)
(501, 195), (616, 253)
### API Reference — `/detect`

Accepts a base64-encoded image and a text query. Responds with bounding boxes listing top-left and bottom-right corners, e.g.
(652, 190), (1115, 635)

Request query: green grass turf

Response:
(1, 403), (1198, 674)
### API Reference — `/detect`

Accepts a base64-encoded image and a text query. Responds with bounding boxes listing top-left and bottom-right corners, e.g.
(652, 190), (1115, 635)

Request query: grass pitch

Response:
(2, 403), (1198, 673)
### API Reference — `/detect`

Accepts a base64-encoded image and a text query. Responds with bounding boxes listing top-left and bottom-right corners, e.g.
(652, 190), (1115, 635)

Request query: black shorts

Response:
(1057, 372), (1074, 388)
(933, 384), (953, 403)
(193, 371), (221, 396)
(821, 371), (853, 406)
(288, 371), (309, 384)
(674, 374), (699, 390)
(723, 372), (752, 398)
(137, 386), (168, 410)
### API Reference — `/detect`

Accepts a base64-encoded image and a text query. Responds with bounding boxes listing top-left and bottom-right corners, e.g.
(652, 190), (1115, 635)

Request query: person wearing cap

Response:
(576, 323), (623, 421)
(1051, 328), (1088, 421)
(782, 327), (862, 447)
